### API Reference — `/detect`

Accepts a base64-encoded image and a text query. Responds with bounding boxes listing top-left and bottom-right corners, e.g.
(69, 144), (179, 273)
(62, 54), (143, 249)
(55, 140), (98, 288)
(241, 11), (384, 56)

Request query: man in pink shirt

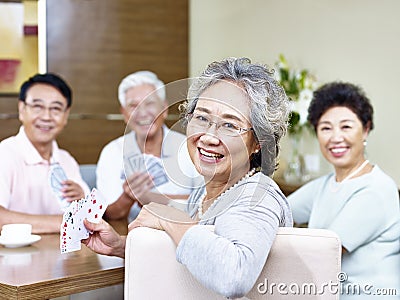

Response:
(0, 73), (89, 233)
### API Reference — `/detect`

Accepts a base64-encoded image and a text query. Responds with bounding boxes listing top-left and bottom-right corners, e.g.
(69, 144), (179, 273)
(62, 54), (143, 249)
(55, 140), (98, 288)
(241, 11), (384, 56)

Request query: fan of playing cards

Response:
(49, 163), (69, 210)
(60, 188), (107, 254)
(125, 153), (168, 187)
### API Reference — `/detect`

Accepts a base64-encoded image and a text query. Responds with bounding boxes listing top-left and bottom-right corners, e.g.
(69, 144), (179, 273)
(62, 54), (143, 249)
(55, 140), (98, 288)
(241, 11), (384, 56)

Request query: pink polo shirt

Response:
(0, 127), (89, 215)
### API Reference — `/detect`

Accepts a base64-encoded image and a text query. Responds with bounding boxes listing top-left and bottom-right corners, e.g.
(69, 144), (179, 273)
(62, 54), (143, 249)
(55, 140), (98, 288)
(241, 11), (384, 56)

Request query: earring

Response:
(254, 149), (260, 154)
(363, 140), (367, 147)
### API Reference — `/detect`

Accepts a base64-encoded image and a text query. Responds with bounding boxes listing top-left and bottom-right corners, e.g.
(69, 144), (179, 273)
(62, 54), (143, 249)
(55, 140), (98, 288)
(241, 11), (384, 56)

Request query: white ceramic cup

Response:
(1, 224), (32, 241)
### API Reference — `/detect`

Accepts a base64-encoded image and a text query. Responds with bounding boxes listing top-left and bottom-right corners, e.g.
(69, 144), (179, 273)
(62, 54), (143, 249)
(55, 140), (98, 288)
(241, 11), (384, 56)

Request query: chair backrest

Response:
(79, 164), (97, 190)
(124, 226), (341, 300)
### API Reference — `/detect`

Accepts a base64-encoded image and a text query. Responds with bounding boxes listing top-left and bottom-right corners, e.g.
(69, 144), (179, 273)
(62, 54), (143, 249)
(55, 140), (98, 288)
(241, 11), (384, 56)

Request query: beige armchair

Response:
(124, 227), (341, 300)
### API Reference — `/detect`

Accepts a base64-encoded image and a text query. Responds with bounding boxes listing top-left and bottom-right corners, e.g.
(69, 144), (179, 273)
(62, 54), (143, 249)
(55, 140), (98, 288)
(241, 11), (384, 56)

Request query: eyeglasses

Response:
(24, 102), (67, 117)
(186, 113), (253, 137)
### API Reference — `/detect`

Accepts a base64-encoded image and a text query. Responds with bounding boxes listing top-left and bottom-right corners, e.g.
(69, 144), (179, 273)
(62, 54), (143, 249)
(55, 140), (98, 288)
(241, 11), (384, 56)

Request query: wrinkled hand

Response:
(129, 202), (196, 232)
(81, 219), (126, 258)
(123, 172), (154, 204)
(62, 180), (85, 202)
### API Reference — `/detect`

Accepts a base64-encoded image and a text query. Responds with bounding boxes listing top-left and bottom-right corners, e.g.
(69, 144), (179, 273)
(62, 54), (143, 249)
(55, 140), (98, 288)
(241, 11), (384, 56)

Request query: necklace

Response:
(197, 168), (257, 219)
(330, 159), (369, 192)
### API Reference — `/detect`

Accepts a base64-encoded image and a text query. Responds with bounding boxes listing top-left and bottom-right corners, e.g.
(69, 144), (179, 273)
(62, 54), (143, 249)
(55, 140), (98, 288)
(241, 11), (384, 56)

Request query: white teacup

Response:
(1, 224), (32, 241)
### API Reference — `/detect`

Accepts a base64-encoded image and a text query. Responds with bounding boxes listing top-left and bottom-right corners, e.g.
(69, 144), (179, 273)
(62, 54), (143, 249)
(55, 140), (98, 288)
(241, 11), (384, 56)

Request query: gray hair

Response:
(182, 57), (290, 176)
(118, 71), (166, 107)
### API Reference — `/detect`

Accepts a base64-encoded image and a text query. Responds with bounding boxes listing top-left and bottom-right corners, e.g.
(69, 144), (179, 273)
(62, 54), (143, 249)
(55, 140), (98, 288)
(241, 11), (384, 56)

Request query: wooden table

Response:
(0, 222), (126, 300)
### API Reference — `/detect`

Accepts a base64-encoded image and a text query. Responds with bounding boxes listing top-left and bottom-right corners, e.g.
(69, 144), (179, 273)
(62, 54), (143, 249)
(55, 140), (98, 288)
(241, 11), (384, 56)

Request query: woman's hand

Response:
(81, 219), (126, 258)
(123, 172), (154, 203)
(128, 202), (197, 245)
(62, 180), (85, 202)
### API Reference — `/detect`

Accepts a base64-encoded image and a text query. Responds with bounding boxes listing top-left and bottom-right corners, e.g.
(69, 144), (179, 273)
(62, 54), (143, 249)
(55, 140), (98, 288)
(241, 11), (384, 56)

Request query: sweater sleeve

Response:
(287, 177), (325, 225)
(176, 180), (289, 298)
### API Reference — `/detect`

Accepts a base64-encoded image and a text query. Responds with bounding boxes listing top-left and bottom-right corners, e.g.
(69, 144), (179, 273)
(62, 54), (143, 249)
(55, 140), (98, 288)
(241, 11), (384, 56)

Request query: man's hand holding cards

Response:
(144, 154), (169, 187)
(60, 188), (107, 254)
(125, 153), (168, 187)
(49, 163), (69, 210)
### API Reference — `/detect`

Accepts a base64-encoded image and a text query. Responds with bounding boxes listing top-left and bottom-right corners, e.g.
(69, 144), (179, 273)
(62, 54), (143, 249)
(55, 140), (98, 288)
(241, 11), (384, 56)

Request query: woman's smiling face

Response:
(316, 106), (369, 171)
(186, 81), (259, 185)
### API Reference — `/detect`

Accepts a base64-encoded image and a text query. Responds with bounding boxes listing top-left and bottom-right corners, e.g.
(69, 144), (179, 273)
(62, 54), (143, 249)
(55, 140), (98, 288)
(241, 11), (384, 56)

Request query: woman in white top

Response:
(288, 82), (400, 299)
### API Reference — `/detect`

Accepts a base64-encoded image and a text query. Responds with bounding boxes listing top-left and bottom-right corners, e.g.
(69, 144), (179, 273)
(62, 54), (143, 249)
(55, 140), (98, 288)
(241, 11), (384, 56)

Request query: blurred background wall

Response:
(190, 0), (400, 186)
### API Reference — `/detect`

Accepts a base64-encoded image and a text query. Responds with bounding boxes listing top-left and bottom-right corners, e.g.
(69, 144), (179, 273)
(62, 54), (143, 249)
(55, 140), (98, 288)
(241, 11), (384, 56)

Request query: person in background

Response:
(83, 57), (293, 298)
(287, 82), (400, 299)
(0, 73), (89, 234)
(96, 71), (201, 223)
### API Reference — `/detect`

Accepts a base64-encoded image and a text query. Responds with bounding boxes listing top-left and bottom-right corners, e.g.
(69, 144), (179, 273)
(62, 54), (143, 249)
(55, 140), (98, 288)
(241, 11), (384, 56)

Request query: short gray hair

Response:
(182, 57), (290, 176)
(118, 71), (166, 107)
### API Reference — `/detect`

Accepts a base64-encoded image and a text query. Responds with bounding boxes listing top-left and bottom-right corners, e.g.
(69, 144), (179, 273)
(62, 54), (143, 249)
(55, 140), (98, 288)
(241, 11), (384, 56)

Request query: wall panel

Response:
(45, 0), (188, 163)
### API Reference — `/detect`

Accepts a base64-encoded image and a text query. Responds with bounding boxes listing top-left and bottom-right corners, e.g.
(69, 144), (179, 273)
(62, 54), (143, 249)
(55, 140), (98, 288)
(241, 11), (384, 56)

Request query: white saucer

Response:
(0, 234), (41, 248)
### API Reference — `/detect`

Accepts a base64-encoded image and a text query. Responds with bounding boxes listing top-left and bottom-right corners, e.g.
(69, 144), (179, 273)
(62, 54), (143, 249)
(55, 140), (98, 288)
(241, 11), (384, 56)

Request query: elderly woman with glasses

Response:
(82, 57), (293, 298)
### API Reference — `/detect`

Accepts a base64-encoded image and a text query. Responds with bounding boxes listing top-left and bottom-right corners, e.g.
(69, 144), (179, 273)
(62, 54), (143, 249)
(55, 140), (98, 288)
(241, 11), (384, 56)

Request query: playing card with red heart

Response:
(60, 188), (107, 254)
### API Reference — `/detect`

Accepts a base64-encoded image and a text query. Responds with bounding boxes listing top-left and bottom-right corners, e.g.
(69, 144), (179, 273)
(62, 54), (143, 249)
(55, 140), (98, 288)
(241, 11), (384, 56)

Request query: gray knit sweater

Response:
(176, 172), (293, 298)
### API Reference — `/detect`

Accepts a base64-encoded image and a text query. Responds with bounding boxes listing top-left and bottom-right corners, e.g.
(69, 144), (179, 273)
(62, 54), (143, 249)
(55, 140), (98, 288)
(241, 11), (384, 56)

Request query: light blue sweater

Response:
(288, 166), (400, 300)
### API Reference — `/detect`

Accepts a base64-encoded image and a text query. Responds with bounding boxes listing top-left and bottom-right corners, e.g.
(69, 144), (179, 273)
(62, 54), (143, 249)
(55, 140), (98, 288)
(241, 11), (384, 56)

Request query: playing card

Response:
(70, 196), (91, 239)
(60, 188), (108, 254)
(60, 201), (81, 253)
(79, 188), (107, 224)
(124, 153), (169, 187)
(146, 159), (168, 187)
(49, 163), (69, 210)
(127, 154), (145, 173)
(144, 155), (168, 187)
(60, 220), (81, 253)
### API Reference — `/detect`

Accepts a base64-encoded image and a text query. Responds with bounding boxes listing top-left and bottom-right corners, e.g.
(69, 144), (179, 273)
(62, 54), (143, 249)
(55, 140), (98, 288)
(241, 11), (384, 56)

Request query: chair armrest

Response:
(124, 226), (223, 299)
(248, 227), (341, 299)
(125, 226), (341, 300)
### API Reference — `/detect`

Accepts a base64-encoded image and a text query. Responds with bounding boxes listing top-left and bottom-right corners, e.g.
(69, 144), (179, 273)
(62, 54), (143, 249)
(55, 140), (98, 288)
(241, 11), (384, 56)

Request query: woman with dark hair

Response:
(288, 82), (400, 299)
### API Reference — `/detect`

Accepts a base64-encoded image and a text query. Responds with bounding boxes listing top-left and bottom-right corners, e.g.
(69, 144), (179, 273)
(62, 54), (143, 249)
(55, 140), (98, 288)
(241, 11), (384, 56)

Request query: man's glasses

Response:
(186, 113), (253, 137)
(24, 102), (67, 117)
